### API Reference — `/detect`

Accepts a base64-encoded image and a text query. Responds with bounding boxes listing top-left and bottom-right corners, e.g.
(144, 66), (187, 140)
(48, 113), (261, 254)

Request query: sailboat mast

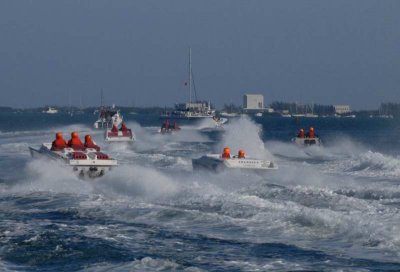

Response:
(189, 47), (192, 105)
(100, 90), (104, 108)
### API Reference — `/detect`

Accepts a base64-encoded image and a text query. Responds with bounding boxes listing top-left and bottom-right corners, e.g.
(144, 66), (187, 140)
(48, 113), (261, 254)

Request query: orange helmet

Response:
(223, 147), (230, 155)
(85, 134), (93, 143)
(71, 131), (79, 138)
(56, 132), (63, 140)
(238, 149), (245, 158)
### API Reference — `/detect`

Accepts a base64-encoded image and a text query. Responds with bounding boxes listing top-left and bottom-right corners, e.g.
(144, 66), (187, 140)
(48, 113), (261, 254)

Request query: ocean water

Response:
(1, 112), (400, 271)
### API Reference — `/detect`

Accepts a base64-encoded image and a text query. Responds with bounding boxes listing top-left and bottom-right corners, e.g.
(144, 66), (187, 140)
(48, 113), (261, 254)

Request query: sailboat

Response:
(75, 94), (85, 114)
(161, 48), (215, 119)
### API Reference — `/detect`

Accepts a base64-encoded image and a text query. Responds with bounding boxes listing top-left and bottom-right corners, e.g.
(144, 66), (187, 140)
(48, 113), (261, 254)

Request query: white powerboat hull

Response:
(292, 137), (321, 146)
(105, 137), (135, 143)
(104, 130), (135, 143)
(29, 144), (117, 178)
(192, 154), (278, 173)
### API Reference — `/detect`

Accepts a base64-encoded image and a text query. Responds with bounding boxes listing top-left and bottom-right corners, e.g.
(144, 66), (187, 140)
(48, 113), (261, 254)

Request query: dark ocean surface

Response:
(1, 111), (400, 271)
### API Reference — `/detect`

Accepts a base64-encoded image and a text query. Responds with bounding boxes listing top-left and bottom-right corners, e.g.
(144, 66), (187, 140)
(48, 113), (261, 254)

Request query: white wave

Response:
(347, 151), (400, 175)
(0, 260), (28, 272)
(319, 150), (400, 178)
(82, 257), (204, 272)
(0, 142), (31, 156)
(267, 136), (367, 162)
(189, 118), (222, 130)
(224, 259), (305, 271)
(0, 124), (92, 139)
(218, 116), (273, 159)
(10, 159), (94, 194)
(93, 164), (181, 200)
(164, 183), (400, 261)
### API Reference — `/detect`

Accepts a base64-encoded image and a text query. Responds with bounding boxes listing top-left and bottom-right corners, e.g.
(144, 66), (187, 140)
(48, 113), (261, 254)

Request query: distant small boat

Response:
(192, 148), (278, 172)
(94, 105), (123, 129)
(43, 107), (58, 114)
(292, 127), (321, 147)
(220, 112), (239, 117)
(159, 120), (181, 134)
(29, 132), (117, 178)
(105, 123), (135, 143)
(255, 112), (263, 117)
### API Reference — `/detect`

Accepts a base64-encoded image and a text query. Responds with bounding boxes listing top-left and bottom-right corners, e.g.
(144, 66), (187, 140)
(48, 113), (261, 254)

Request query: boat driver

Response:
(238, 149), (245, 159)
(51, 132), (68, 151)
(307, 127), (315, 138)
(68, 132), (85, 150)
(222, 147), (231, 159)
(84, 135), (100, 151)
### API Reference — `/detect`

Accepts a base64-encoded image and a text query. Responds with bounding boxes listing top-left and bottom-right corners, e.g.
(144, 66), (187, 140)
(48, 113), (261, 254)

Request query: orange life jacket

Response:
(84, 135), (100, 151)
(51, 132), (67, 151)
(68, 132), (84, 150)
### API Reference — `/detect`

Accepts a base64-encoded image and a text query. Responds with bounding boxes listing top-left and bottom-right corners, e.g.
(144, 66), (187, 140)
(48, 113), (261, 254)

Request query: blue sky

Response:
(0, 0), (399, 109)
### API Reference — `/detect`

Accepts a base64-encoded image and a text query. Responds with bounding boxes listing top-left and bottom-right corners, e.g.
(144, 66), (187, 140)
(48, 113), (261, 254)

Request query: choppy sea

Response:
(1, 112), (400, 271)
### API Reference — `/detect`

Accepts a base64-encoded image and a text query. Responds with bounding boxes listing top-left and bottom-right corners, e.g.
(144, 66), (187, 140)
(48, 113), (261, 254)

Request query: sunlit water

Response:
(1, 112), (400, 271)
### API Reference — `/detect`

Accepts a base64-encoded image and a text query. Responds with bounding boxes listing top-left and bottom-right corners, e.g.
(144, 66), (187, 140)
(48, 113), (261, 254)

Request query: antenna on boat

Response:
(100, 90), (104, 108)
(189, 47), (192, 105)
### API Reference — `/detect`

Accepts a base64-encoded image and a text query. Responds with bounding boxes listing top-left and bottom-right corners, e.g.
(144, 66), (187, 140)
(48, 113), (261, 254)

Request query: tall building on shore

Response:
(243, 94), (264, 112)
(334, 105), (351, 114)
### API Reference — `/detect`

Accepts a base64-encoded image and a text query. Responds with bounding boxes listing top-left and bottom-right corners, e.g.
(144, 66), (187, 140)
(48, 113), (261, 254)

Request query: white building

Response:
(334, 105), (351, 114)
(243, 94), (264, 111)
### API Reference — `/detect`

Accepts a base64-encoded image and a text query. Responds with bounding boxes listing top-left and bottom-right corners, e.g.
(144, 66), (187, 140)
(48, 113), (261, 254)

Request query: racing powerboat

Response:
(159, 120), (181, 134)
(29, 132), (117, 178)
(213, 116), (228, 128)
(94, 105), (123, 129)
(292, 127), (321, 146)
(105, 123), (135, 143)
(192, 148), (278, 172)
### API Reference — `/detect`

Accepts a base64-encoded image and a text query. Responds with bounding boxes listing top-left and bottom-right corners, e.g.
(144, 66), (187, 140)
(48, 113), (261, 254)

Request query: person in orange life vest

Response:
(111, 124), (118, 133)
(165, 119), (170, 129)
(222, 147), (231, 159)
(51, 132), (67, 151)
(297, 128), (305, 138)
(120, 122), (128, 132)
(308, 127), (315, 138)
(68, 131), (84, 150)
(84, 134), (100, 151)
(173, 121), (179, 130)
(238, 149), (245, 158)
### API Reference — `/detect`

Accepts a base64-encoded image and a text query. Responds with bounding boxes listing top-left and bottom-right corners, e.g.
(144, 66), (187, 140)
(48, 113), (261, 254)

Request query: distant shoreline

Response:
(0, 106), (396, 119)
